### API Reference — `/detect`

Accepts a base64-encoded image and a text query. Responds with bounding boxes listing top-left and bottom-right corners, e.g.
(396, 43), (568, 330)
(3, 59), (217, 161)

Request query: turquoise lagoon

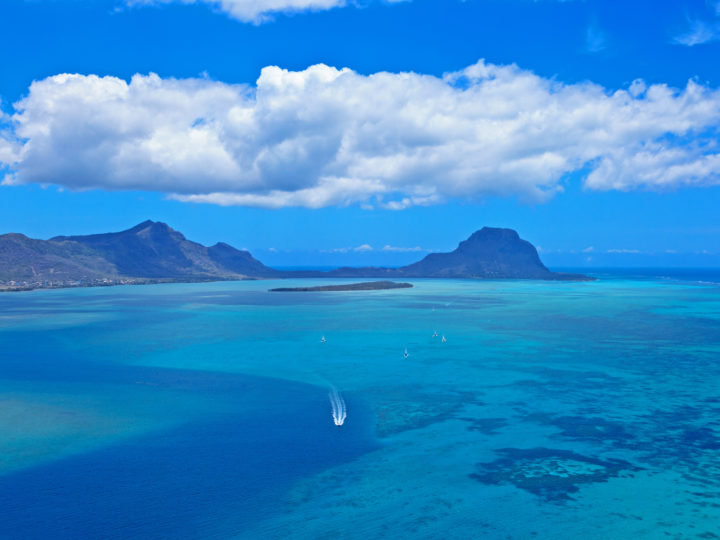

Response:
(0, 273), (719, 538)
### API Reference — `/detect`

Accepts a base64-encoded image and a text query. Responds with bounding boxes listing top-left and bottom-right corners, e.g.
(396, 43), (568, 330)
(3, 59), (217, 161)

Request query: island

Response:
(269, 281), (413, 292)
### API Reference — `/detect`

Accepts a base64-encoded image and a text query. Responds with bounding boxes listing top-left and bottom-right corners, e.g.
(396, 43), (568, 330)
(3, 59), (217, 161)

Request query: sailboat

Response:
(432, 331), (438, 338)
(321, 336), (327, 343)
(441, 335), (447, 343)
(403, 348), (409, 358)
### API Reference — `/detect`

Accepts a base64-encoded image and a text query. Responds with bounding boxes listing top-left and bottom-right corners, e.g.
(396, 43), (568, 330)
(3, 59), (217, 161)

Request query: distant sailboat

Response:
(432, 331), (438, 338)
(321, 336), (326, 343)
(441, 335), (447, 343)
(404, 348), (409, 358)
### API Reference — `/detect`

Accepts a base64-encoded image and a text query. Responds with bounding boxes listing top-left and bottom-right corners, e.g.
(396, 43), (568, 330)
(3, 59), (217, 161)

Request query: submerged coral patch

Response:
(470, 447), (640, 502)
(368, 386), (482, 438)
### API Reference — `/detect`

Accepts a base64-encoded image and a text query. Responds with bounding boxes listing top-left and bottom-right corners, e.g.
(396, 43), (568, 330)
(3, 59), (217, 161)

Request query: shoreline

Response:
(0, 276), (260, 293)
(0, 275), (599, 294)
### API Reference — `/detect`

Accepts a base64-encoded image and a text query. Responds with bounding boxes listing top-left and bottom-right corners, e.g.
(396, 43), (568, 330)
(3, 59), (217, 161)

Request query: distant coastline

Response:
(269, 281), (413, 292)
(0, 221), (593, 292)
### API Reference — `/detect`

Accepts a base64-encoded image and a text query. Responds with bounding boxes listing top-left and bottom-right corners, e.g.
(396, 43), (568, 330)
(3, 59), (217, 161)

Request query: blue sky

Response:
(1, 0), (719, 267)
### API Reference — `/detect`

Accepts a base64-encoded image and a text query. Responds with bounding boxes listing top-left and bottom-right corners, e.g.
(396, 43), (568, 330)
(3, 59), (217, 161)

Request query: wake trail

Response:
(329, 387), (347, 426)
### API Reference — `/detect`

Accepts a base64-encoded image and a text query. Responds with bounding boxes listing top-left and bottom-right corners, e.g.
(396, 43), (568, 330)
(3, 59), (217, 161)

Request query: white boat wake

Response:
(329, 387), (347, 426)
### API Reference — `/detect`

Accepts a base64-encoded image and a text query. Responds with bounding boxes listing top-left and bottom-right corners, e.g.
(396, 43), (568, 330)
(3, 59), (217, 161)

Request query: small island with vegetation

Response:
(269, 281), (413, 292)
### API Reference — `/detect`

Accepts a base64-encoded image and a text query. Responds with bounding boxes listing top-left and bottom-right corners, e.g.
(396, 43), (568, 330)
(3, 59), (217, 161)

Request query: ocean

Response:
(0, 270), (718, 539)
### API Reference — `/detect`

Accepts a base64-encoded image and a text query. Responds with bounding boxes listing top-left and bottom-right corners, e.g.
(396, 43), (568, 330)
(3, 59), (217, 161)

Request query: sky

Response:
(1, 0), (720, 268)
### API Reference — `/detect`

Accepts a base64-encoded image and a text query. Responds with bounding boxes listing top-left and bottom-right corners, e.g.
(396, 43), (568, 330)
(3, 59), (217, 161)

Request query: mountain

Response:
(206, 241), (280, 278)
(0, 221), (590, 289)
(51, 220), (277, 279)
(398, 227), (574, 279)
(325, 227), (588, 280)
(0, 233), (117, 282)
(1, 220), (277, 285)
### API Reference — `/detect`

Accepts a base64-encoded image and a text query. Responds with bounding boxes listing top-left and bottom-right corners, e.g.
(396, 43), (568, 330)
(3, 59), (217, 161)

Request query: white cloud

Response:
(673, 2), (720, 46)
(673, 19), (720, 46)
(0, 135), (18, 169)
(585, 141), (720, 191)
(582, 246), (595, 253)
(3, 60), (720, 209)
(606, 249), (641, 254)
(0, 107), (19, 168)
(382, 245), (424, 252)
(324, 243), (374, 253)
(124, 0), (404, 23)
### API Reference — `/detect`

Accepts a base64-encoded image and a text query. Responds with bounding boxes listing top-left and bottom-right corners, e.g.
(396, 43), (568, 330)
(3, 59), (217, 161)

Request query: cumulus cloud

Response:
(3, 60), (720, 209)
(586, 141), (720, 190)
(0, 132), (18, 169)
(0, 107), (20, 184)
(124, 0), (404, 23)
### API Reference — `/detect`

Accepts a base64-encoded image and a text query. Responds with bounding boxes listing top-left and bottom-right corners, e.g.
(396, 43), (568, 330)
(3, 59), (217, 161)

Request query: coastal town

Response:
(0, 277), (144, 292)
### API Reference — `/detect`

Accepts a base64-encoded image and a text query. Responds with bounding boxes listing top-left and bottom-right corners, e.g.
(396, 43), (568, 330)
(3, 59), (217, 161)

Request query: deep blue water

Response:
(0, 388), (374, 539)
(0, 321), (376, 538)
